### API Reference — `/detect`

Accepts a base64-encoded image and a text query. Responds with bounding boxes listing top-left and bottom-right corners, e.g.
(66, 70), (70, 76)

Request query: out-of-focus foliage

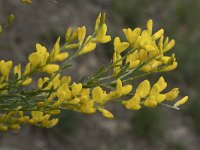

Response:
(186, 96), (200, 133)
(131, 108), (165, 138)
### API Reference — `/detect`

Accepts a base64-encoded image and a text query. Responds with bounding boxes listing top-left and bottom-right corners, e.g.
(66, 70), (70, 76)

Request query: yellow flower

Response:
(28, 44), (49, 68)
(45, 118), (59, 128)
(123, 96), (141, 110)
(138, 49), (147, 60)
(123, 28), (141, 47)
(55, 52), (69, 61)
(113, 52), (122, 76)
(159, 62), (178, 72)
(95, 24), (111, 43)
(147, 19), (153, 35)
(150, 84), (160, 96)
(14, 64), (21, 78)
(0, 60), (13, 80)
(156, 94), (166, 103)
(29, 111), (48, 124)
(94, 13), (102, 31)
(23, 63), (31, 76)
(109, 79), (132, 98)
(122, 85), (132, 95)
(37, 102), (45, 108)
(165, 88), (179, 101)
(138, 77), (168, 105)
(158, 36), (164, 52)
(80, 98), (96, 114)
(51, 99), (63, 109)
(21, 78), (32, 86)
(98, 108), (114, 119)
(29, 111), (59, 128)
(45, 109), (60, 115)
(114, 37), (129, 53)
(126, 50), (140, 69)
(92, 86), (104, 103)
(65, 27), (72, 42)
(38, 77), (51, 89)
(66, 98), (80, 105)
(144, 45), (157, 52)
(140, 60), (162, 72)
(36, 44), (49, 63)
(115, 79), (123, 96)
(50, 37), (68, 61)
(44, 93), (56, 106)
(143, 97), (157, 108)
(64, 44), (79, 50)
(42, 64), (59, 74)
(60, 76), (71, 85)
(56, 83), (72, 100)
(78, 26), (86, 45)
(136, 80), (151, 98)
(154, 76), (167, 92)
(139, 31), (153, 47)
(78, 35), (96, 55)
(173, 96), (189, 107)
(71, 82), (82, 97)
(153, 29), (164, 40)
(161, 56), (172, 64)
(164, 39), (175, 52)
(148, 83), (166, 104)
(80, 88), (90, 99)
(51, 74), (61, 89)
(18, 116), (29, 123)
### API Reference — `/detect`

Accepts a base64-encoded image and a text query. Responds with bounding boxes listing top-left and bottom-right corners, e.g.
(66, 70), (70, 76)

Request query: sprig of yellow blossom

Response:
(0, 12), (188, 131)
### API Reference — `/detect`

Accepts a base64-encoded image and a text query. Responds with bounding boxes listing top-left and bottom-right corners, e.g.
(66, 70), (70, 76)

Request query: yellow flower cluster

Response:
(0, 37), (68, 91)
(122, 77), (188, 110)
(36, 75), (132, 117)
(113, 20), (177, 75)
(64, 13), (111, 55)
(0, 12), (188, 131)
(0, 110), (58, 131)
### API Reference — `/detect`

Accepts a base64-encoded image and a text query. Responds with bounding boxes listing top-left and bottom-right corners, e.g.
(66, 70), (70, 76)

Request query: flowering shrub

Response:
(0, 1), (188, 131)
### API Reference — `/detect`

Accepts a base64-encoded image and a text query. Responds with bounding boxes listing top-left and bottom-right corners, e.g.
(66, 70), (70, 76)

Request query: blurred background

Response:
(0, 0), (199, 149)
